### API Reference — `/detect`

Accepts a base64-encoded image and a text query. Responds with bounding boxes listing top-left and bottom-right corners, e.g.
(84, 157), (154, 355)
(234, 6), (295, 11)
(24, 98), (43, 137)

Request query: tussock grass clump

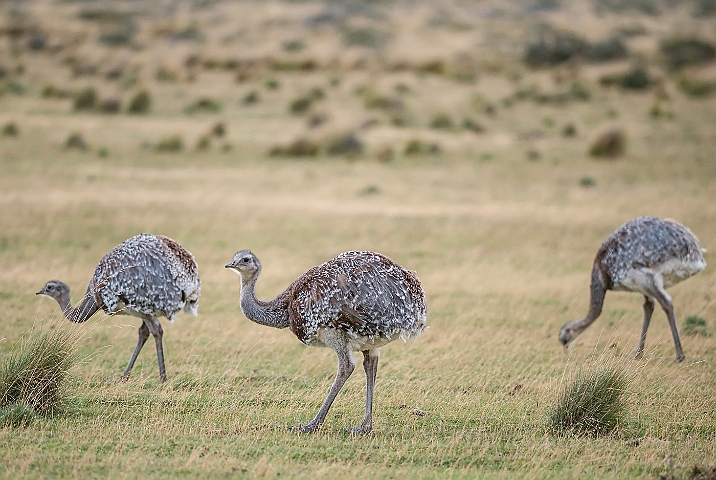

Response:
(548, 364), (630, 437)
(683, 315), (709, 336)
(589, 128), (625, 158)
(65, 132), (87, 150)
(127, 90), (151, 114)
(155, 135), (184, 152)
(73, 87), (97, 111)
(3, 121), (18, 136)
(0, 402), (37, 428)
(0, 329), (76, 415)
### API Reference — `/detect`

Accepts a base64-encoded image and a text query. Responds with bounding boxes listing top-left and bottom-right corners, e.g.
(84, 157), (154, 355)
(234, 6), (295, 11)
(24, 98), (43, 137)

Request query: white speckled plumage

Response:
(226, 250), (427, 433)
(37, 234), (200, 382)
(559, 216), (705, 361)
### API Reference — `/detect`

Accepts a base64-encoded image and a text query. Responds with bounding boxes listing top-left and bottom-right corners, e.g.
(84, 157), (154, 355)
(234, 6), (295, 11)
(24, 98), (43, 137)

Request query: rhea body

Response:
(225, 250), (427, 433)
(559, 216), (706, 361)
(37, 234), (201, 382)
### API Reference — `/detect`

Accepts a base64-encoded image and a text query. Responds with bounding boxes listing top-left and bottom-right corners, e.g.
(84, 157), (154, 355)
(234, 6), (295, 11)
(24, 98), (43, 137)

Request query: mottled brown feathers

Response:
(286, 251), (427, 345)
(87, 233), (200, 321)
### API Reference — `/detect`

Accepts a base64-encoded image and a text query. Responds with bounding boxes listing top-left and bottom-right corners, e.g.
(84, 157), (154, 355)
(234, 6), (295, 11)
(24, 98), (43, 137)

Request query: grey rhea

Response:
(36, 234), (201, 382)
(559, 216), (706, 362)
(225, 250), (427, 433)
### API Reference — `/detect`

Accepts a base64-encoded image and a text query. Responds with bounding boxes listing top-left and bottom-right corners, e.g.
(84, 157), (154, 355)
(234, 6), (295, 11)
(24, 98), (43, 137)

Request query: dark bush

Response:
(73, 87), (97, 111)
(580, 176), (597, 187)
(100, 97), (121, 114)
(269, 138), (320, 157)
(462, 118), (485, 133)
(562, 122), (577, 137)
(155, 135), (183, 152)
(195, 135), (211, 151)
(326, 132), (363, 156)
(404, 139), (441, 156)
(683, 315), (709, 336)
(547, 364), (629, 437)
(693, 0), (716, 16)
(678, 77), (716, 98)
(185, 97), (221, 114)
(593, 0), (660, 15)
(264, 78), (280, 90)
(524, 32), (588, 67)
(3, 122), (19, 137)
(156, 67), (178, 82)
(589, 128), (625, 158)
(212, 122), (226, 137)
(127, 90), (151, 114)
(242, 91), (260, 105)
(282, 39), (305, 52)
(290, 96), (312, 114)
(0, 329), (76, 414)
(660, 38), (716, 71)
(65, 132), (87, 150)
(42, 84), (71, 99)
(620, 68), (651, 90)
(430, 112), (454, 129)
(586, 38), (628, 62)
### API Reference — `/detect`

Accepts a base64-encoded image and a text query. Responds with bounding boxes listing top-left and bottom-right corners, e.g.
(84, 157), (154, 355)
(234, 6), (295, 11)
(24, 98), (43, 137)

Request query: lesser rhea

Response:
(37, 234), (200, 381)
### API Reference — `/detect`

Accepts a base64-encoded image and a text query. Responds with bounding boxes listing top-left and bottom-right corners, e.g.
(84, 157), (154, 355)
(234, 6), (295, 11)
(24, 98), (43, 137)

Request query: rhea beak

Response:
(36, 290), (44, 295)
(225, 262), (236, 269)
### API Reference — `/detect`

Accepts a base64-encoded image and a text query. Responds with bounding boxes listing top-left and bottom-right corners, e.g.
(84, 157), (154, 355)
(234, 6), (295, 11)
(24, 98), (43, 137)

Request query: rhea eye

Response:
(241, 258), (249, 263)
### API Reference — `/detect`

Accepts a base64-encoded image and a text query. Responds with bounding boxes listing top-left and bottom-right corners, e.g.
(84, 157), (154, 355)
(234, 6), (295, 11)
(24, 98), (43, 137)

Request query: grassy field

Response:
(1, 0), (716, 478)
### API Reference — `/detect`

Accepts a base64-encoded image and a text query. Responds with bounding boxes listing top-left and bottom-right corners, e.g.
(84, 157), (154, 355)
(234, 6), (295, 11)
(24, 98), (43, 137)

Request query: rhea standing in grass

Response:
(559, 216), (706, 361)
(225, 250), (427, 434)
(36, 234), (200, 382)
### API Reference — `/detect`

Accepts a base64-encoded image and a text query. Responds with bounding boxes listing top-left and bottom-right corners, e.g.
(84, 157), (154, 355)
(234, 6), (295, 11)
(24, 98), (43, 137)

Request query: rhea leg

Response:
(118, 322), (150, 381)
(144, 317), (167, 382)
(351, 349), (379, 434)
(293, 335), (355, 433)
(635, 295), (654, 359)
(651, 288), (685, 362)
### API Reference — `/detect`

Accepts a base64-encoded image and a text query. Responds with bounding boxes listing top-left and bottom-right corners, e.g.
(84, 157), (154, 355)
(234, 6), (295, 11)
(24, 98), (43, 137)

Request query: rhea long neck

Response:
(54, 287), (99, 323)
(569, 265), (607, 333)
(239, 270), (291, 329)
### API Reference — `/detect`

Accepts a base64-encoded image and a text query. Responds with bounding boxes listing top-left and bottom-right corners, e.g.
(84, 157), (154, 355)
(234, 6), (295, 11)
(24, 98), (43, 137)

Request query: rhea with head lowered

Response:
(226, 250), (427, 434)
(559, 216), (706, 362)
(37, 234), (201, 382)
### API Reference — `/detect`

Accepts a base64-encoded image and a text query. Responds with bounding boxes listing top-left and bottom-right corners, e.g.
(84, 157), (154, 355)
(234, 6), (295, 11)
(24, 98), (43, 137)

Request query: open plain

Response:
(1, 0), (715, 478)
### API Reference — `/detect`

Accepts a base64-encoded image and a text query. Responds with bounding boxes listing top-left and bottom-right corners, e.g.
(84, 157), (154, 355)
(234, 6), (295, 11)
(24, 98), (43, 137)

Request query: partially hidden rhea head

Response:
(184, 292), (200, 316)
(558, 322), (581, 348)
(36, 280), (69, 302)
(225, 250), (261, 277)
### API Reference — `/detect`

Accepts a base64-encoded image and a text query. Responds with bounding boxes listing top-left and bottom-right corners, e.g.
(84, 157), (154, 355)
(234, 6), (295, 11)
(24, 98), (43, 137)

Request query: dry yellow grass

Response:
(1, 0), (715, 478)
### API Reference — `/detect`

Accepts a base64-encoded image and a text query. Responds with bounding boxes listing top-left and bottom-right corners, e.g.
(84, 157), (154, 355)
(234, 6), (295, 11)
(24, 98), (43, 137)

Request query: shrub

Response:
(0, 402), (36, 428)
(242, 90), (260, 105)
(0, 329), (76, 414)
(73, 87), (97, 111)
(375, 146), (394, 163)
(524, 32), (588, 67)
(2, 122), (18, 137)
(264, 78), (280, 90)
(660, 38), (716, 71)
(127, 90), (151, 114)
(548, 364), (629, 436)
(430, 112), (454, 129)
(586, 37), (629, 62)
(693, 0), (716, 16)
(404, 139), (441, 156)
(100, 97), (121, 114)
(185, 97), (221, 114)
(462, 118), (485, 133)
(678, 77), (716, 98)
(325, 132), (363, 156)
(269, 138), (319, 157)
(589, 129), (625, 158)
(562, 122), (577, 137)
(195, 135), (211, 151)
(42, 84), (71, 99)
(580, 176), (597, 187)
(282, 39), (305, 52)
(619, 68), (651, 90)
(211, 122), (226, 137)
(155, 135), (183, 152)
(64, 132), (87, 150)
(289, 96), (312, 114)
(683, 315), (709, 336)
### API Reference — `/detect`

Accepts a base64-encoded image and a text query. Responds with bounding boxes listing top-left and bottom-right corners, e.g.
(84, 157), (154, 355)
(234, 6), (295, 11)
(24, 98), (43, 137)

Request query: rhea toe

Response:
(226, 250), (427, 434)
(559, 216), (706, 362)
(37, 234), (201, 382)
